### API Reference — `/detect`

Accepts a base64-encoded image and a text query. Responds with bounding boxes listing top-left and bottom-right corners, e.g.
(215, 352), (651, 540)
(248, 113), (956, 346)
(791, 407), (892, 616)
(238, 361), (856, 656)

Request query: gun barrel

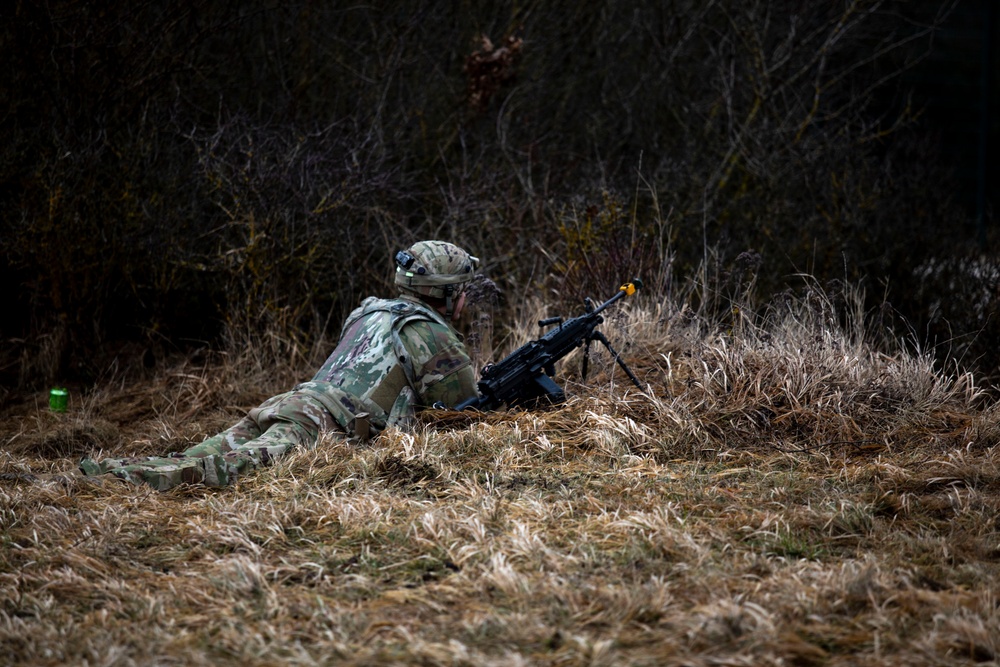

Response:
(591, 278), (642, 316)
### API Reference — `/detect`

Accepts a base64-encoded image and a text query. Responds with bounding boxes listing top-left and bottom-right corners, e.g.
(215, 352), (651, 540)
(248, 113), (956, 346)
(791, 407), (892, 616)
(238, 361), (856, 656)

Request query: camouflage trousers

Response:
(79, 389), (344, 490)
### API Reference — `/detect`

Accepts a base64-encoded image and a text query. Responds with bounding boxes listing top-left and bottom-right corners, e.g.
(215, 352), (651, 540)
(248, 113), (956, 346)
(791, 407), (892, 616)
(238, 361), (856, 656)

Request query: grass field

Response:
(2, 289), (999, 666)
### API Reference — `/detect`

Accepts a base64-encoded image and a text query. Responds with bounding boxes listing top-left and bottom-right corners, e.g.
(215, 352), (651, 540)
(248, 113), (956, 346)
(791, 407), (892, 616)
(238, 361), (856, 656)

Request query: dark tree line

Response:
(2, 0), (996, 393)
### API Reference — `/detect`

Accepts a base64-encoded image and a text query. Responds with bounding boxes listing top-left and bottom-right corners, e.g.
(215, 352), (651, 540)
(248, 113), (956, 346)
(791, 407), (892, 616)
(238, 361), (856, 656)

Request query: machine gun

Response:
(453, 279), (644, 411)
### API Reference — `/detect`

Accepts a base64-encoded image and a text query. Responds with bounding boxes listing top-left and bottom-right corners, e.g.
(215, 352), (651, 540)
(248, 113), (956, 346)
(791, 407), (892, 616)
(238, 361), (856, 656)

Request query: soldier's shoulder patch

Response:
(355, 297), (399, 317)
(391, 302), (415, 315)
(389, 299), (443, 326)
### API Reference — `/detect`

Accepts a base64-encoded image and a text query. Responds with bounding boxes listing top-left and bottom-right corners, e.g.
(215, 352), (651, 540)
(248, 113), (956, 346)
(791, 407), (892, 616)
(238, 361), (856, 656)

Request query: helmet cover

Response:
(394, 240), (479, 300)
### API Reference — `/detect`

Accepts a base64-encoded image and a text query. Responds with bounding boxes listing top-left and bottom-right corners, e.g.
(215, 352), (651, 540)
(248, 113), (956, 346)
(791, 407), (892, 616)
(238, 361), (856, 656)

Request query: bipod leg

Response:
(591, 331), (643, 390)
(582, 339), (593, 380)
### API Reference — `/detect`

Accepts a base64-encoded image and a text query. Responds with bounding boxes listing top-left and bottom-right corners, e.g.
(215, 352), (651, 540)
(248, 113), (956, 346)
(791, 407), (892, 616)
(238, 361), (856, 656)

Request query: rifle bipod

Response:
(581, 330), (643, 390)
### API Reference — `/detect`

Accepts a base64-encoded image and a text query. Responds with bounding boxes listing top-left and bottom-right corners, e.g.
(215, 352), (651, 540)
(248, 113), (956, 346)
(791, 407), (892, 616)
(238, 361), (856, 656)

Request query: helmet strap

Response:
(444, 285), (455, 319)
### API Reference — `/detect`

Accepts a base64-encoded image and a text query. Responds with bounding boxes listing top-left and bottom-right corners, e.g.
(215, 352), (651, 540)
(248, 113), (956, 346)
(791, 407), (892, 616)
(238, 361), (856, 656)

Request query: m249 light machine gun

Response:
(452, 279), (644, 411)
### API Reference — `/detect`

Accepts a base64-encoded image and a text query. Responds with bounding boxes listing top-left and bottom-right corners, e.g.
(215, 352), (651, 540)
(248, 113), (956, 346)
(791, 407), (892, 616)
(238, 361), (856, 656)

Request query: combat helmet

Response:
(394, 240), (479, 318)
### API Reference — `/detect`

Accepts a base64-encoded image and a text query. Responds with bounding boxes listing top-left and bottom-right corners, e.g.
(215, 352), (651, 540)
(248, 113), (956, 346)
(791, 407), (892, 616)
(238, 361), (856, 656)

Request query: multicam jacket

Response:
(304, 294), (479, 433)
(78, 294), (478, 489)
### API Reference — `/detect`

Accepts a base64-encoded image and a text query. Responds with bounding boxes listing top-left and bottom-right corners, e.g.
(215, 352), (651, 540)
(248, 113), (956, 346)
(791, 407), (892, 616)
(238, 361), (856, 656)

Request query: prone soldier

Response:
(79, 240), (481, 490)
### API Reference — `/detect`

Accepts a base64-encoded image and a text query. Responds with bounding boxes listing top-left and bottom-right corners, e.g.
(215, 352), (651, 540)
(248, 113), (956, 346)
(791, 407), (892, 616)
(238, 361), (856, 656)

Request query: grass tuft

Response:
(2, 287), (999, 665)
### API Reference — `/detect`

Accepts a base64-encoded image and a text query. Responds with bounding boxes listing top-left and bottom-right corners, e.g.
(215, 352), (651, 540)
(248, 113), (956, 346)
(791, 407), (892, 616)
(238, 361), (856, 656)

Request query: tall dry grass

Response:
(1, 283), (998, 665)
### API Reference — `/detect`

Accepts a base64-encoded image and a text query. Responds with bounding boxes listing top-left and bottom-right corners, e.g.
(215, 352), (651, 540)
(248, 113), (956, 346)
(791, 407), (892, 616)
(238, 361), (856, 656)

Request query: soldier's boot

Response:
(79, 457), (113, 476)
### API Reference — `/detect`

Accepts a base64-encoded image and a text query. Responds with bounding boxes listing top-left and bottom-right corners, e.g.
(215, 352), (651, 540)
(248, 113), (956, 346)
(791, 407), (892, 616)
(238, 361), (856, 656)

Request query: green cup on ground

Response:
(49, 388), (68, 412)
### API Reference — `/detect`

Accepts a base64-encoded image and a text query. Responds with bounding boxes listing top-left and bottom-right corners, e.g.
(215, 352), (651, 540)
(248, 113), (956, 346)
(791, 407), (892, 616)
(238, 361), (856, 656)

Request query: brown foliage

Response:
(2, 289), (999, 665)
(465, 34), (523, 113)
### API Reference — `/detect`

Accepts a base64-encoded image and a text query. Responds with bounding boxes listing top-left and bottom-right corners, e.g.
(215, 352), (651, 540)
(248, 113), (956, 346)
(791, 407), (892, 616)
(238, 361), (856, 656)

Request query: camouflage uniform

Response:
(79, 242), (480, 490)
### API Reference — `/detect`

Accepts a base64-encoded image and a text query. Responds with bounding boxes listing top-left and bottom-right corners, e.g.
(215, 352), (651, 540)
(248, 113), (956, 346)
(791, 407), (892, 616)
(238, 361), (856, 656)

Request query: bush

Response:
(2, 0), (988, 392)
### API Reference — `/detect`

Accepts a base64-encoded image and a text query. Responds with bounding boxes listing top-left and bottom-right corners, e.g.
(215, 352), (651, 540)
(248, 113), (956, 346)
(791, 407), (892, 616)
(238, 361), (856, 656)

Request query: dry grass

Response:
(2, 290), (999, 666)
